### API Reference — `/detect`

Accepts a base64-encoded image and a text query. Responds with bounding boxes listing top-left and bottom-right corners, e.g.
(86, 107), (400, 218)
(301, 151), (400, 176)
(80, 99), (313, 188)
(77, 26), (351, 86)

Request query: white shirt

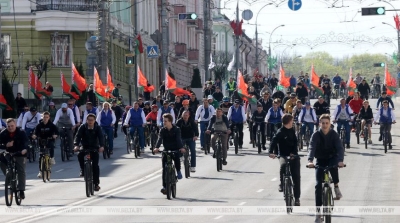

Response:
(17, 112), (25, 127)
(71, 105), (81, 123)
(157, 106), (176, 125)
(195, 105), (216, 122)
(123, 108), (146, 126)
(82, 109), (99, 124)
(298, 107), (317, 123)
(21, 112), (41, 130)
(374, 107), (396, 123)
(96, 109), (116, 126)
(332, 105), (354, 121)
(264, 108), (285, 122)
(53, 108), (76, 126)
(227, 105), (246, 121)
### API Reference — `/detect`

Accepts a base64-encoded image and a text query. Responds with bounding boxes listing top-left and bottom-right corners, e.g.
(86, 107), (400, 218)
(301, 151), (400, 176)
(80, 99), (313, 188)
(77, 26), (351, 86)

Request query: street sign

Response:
(397, 72), (400, 78)
(147, 45), (159, 58)
(85, 36), (97, 52)
(242, 9), (253, 21)
(288, 0), (302, 11)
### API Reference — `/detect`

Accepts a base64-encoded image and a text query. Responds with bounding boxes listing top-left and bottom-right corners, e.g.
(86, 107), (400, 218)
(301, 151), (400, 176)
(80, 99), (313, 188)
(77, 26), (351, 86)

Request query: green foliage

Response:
(191, 68), (202, 88)
(2, 75), (17, 118)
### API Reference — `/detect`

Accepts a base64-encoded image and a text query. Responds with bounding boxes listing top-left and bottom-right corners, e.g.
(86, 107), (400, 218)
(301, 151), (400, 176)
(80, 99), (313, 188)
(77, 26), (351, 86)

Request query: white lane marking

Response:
(238, 202), (246, 206)
(55, 169), (64, 173)
(214, 216), (224, 220)
(256, 189), (264, 193)
(271, 177), (278, 181)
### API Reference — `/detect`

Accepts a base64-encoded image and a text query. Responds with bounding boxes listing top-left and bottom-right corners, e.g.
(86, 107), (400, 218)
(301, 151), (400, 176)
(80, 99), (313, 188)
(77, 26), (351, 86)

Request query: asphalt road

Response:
(0, 98), (399, 223)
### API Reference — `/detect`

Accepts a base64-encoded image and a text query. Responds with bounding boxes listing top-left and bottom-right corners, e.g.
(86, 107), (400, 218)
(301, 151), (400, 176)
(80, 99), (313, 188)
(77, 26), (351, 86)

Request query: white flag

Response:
(227, 54), (235, 71)
(208, 53), (215, 70)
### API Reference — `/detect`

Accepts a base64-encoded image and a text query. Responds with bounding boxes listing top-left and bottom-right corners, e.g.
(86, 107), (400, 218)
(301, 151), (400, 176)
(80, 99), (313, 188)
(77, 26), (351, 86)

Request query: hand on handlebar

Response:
(153, 148), (160, 153)
(21, 149), (27, 155)
(205, 130), (211, 134)
(269, 153), (276, 159)
(73, 146), (80, 152)
(338, 162), (345, 168)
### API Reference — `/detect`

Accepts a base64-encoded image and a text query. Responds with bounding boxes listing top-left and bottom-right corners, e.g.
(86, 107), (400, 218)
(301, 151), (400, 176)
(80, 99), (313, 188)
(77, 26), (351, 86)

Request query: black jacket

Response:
(176, 118), (199, 139)
(0, 128), (29, 156)
(87, 90), (97, 107)
(111, 105), (124, 119)
(155, 125), (184, 151)
(15, 97), (27, 111)
(296, 87), (308, 98)
(308, 129), (344, 162)
(34, 121), (59, 140)
(313, 101), (330, 116)
(322, 85), (331, 95)
(258, 98), (273, 112)
(212, 92), (224, 102)
(357, 83), (370, 95)
(377, 96), (394, 109)
(177, 107), (195, 121)
(207, 115), (229, 131)
(252, 110), (267, 123)
(74, 123), (104, 148)
(272, 91), (285, 101)
(359, 106), (373, 120)
(269, 126), (298, 156)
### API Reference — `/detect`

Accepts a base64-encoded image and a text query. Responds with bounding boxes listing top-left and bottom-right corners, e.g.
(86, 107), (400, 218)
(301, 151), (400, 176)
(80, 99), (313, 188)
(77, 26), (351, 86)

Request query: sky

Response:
(220, 0), (400, 59)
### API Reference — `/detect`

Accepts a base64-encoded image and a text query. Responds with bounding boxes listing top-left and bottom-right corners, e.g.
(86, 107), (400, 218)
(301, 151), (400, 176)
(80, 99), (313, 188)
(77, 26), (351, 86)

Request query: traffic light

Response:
(373, 63), (385, 67)
(178, 13), (197, 20)
(125, 54), (135, 67)
(361, 7), (385, 16)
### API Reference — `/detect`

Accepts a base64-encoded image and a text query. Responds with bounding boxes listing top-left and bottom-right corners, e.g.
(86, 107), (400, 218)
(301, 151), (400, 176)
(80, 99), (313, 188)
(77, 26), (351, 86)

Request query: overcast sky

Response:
(220, 0), (400, 58)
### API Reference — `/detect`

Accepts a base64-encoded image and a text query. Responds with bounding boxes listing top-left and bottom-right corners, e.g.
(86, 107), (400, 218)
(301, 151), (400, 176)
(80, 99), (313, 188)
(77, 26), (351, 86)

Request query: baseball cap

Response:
(207, 95), (213, 100)
(305, 102), (311, 106)
(30, 107), (37, 112)
(49, 102), (55, 106)
(234, 99), (240, 104)
(290, 93), (296, 98)
(61, 103), (68, 108)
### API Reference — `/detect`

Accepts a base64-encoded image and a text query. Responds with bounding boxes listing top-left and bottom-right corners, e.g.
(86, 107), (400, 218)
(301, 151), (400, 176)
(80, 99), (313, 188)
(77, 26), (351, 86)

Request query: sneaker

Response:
(37, 171), (42, 178)
(379, 134), (382, 141)
(50, 157), (56, 165)
(294, 198), (300, 206)
(222, 160), (227, 165)
(79, 170), (83, 177)
(212, 151), (216, 158)
(190, 167), (196, 172)
(314, 213), (322, 223)
(177, 171), (182, 179)
(19, 191), (25, 199)
(130, 140), (133, 144)
(262, 146), (267, 150)
(160, 187), (166, 195)
(229, 140), (233, 146)
(94, 185), (101, 191)
(368, 139), (372, 144)
(389, 144), (393, 149)
(346, 144), (350, 149)
(334, 187), (343, 200)
(110, 150), (113, 155)
(278, 184), (283, 192)
(141, 148), (145, 152)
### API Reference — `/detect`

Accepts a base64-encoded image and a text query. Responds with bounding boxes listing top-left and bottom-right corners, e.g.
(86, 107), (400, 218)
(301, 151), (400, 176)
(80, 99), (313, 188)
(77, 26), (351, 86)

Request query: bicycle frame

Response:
(161, 150), (178, 200)
(82, 148), (97, 197)
(2, 151), (22, 206)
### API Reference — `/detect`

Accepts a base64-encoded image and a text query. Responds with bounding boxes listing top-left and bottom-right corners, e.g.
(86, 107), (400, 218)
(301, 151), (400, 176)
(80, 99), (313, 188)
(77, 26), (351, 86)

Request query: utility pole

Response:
(204, 0), (211, 81)
(133, 2), (138, 100)
(161, 0), (168, 81)
(97, 0), (109, 83)
(235, 1), (240, 79)
(255, 26), (258, 71)
(0, 5), (2, 119)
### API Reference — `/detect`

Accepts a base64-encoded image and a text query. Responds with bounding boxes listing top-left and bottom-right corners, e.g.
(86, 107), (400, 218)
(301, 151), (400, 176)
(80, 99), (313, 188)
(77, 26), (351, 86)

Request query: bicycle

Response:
(376, 122), (395, 153)
(204, 132), (211, 155)
(38, 138), (52, 183)
(270, 122), (282, 140)
(102, 131), (111, 159)
(183, 143), (190, 178)
(301, 123), (312, 150)
(248, 120), (255, 148)
(28, 131), (38, 163)
(2, 151), (23, 206)
(354, 117), (361, 145)
(279, 155), (300, 214)
(232, 123), (239, 154)
(60, 127), (72, 162)
(130, 127), (141, 158)
(160, 150), (179, 200)
(254, 122), (263, 154)
(307, 164), (346, 223)
(214, 131), (225, 172)
(149, 123), (158, 154)
(295, 122), (302, 150)
(81, 147), (98, 197)
(363, 119), (372, 149)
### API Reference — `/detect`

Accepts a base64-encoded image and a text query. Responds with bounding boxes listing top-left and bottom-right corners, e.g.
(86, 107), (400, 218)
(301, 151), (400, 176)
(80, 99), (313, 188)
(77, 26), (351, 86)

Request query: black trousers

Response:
(38, 140), (55, 170)
(230, 123), (244, 146)
(252, 123), (266, 146)
(114, 121), (119, 137)
(161, 152), (180, 187)
(315, 158), (339, 207)
(279, 157), (301, 199)
(78, 151), (100, 185)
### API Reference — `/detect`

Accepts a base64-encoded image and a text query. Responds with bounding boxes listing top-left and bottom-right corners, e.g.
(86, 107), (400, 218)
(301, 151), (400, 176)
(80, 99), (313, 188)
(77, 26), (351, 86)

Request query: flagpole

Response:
(235, 0), (240, 83)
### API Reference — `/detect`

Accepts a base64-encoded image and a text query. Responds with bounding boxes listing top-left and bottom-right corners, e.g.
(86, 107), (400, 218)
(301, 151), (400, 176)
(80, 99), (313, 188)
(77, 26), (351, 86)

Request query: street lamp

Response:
(255, 3), (273, 71)
(382, 21), (400, 69)
(268, 24), (285, 75)
(280, 44), (296, 63)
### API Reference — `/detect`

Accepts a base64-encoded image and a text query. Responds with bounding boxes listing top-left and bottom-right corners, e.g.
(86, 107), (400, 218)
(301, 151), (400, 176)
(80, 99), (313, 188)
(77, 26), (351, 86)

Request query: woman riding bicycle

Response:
(359, 100), (373, 144)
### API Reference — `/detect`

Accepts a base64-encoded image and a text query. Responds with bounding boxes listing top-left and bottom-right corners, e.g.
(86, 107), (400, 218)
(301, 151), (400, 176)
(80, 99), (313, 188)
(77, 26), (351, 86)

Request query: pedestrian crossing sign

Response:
(147, 46), (159, 58)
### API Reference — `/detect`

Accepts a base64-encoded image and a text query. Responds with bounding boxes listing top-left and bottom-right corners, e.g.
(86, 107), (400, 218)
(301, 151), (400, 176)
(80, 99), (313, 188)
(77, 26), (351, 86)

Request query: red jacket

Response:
(349, 98), (363, 114)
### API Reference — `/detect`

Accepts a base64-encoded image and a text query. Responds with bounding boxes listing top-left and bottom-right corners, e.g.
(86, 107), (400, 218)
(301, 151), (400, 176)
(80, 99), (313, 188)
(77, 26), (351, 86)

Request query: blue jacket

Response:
(160, 107), (172, 121)
(100, 110), (113, 127)
(268, 107), (283, 124)
(129, 108), (144, 126)
(230, 106), (244, 123)
(379, 107), (393, 123)
(290, 77), (297, 87)
(301, 107), (316, 122)
(332, 76), (342, 85)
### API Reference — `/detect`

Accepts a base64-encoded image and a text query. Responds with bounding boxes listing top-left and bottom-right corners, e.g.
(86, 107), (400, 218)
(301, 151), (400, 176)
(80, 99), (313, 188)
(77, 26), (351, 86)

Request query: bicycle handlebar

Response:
(306, 164), (346, 169)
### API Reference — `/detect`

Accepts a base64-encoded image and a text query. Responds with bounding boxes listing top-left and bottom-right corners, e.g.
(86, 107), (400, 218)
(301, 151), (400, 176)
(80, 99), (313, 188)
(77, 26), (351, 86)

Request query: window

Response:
(51, 34), (71, 67)
(0, 34), (11, 63)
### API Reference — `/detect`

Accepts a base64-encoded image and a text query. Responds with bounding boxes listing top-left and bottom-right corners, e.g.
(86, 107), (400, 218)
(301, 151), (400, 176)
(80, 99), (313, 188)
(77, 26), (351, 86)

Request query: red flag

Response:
(61, 71), (79, 100)
(279, 65), (290, 88)
(171, 87), (191, 96)
(237, 70), (256, 103)
(311, 65), (324, 96)
(93, 67), (107, 101)
(28, 67), (43, 99)
(385, 64), (397, 95)
(230, 19), (243, 36)
(136, 34), (144, 54)
(137, 66), (148, 87)
(0, 94), (12, 110)
(72, 63), (87, 92)
(395, 14), (400, 31)
(165, 69), (177, 90)
(144, 85), (155, 93)
(107, 68), (115, 93)
(347, 68), (357, 96)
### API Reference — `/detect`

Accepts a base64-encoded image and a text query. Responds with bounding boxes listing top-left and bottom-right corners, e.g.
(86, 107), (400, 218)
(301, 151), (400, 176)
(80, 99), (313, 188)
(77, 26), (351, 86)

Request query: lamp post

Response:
(382, 22), (400, 73)
(255, 3), (273, 71)
(280, 44), (296, 64)
(268, 24), (285, 75)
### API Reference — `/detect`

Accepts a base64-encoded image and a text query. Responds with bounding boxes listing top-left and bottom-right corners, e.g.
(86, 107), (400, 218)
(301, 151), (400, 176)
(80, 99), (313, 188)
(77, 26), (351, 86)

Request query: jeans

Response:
(279, 157), (301, 199)
(130, 126), (145, 149)
(380, 123), (392, 144)
(182, 138), (196, 167)
(25, 128), (34, 139)
(101, 127), (114, 150)
(211, 132), (228, 159)
(161, 152), (181, 188)
(315, 158), (339, 207)
(230, 122), (244, 146)
(252, 123), (266, 146)
(336, 120), (350, 144)
(0, 155), (26, 191)
(38, 140), (55, 170)
(59, 127), (73, 154)
(301, 122), (315, 136)
(78, 150), (100, 185)
(199, 121), (209, 148)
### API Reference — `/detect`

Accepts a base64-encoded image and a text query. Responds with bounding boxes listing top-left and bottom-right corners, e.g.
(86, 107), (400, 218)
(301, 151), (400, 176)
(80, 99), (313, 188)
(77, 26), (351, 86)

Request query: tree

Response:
(210, 51), (233, 81)
(25, 56), (51, 80)
(71, 61), (87, 106)
(191, 68), (202, 88)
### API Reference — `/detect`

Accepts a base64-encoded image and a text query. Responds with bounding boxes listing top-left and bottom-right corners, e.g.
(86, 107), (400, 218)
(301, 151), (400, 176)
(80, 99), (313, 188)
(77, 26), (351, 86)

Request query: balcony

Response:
(173, 5), (186, 16)
(196, 19), (204, 33)
(188, 49), (199, 63)
(35, 0), (97, 12)
(175, 43), (187, 58)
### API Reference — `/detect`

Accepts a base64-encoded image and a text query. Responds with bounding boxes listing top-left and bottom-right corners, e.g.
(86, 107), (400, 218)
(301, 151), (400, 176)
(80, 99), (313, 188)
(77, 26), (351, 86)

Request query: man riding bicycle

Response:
(298, 102), (317, 138)
(374, 100), (396, 149)
(32, 112), (58, 178)
(357, 79), (370, 100)
(292, 100), (303, 122)
(284, 93), (297, 114)
(269, 114), (301, 206)
(332, 73), (342, 95)
(21, 107), (41, 140)
(322, 82), (332, 106)
(82, 102), (98, 124)
(96, 102), (116, 154)
(308, 114), (345, 223)
(371, 73), (381, 96)
(157, 101), (176, 127)
(359, 100), (373, 144)
(176, 111), (199, 172)
(332, 98), (354, 149)
(227, 99), (246, 148)
(251, 104), (267, 150)
(53, 103), (76, 156)
(154, 114), (186, 195)
(0, 118), (29, 199)
(195, 98), (216, 150)
(74, 113), (104, 191)
(265, 101), (284, 139)
(349, 92), (363, 132)
(124, 101), (147, 152)
(220, 96), (233, 116)
(206, 108), (230, 165)
(376, 91), (395, 109)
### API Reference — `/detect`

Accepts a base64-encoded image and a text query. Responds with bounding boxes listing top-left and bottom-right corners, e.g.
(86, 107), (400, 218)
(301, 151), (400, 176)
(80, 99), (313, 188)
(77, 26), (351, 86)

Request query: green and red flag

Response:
(0, 94), (12, 110)
(278, 64), (290, 88)
(137, 66), (155, 93)
(347, 67), (357, 96)
(93, 67), (107, 102)
(28, 67), (42, 100)
(237, 70), (257, 103)
(136, 34), (144, 54)
(61, 71), (79, 100)
(71, 63), (87, 95)
(385, 64), (397, 96)
(311, 65), (323, 96)
(106, 68), (115, 93)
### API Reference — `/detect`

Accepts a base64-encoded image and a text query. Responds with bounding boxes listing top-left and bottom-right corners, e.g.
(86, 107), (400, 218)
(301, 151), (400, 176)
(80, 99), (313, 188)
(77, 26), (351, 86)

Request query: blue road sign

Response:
(397, 72), (400, 79)
(288, 0), (302, 11)
(147, 46), (159, 58)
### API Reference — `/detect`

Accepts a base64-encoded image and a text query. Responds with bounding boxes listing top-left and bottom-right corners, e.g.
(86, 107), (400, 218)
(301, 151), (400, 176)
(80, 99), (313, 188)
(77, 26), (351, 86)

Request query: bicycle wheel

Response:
(341, 130), (345, 149)
(364, 128), (368, 149)
(28, 146), (33, 163)
(14, 172), (22, 205)
(135, 143), (141, 158)
(216, 144), (222, 172)
(5, 173), (13, 206)
(234, 133), (238, 154)
(103, 135), (108, 159)
(204, 134), (209, 155)
(61, 138), (66, 162)
(284, 178), (293, 214)
(84, 162), (91, 197)
(356, 124), (360, 145)
(184, 152), (190, 178)
(126, 137), (131, 154)
(32, 143), (37, 162)
(165, 169), (171, 200)
(90, 164), (94, 195)
(383, 132), (387, 153)
(323, 187), (332, 223)
(65, 142), (70, 161)
(40, 157), (46, 183)
(171, 171), (177, 198)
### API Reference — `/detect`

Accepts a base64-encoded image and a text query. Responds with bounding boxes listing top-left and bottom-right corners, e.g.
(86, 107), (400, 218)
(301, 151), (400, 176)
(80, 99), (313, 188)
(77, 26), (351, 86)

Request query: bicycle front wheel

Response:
(234, 133), (238, 154)
(184, 152), (190, 178)
(5, 173), (13, 206)
(84, 162), (91, 197)
(284, 178), (293, 214)
(61, 139), (66, 162)
(40, 157), (46, 183)
(383, 132), (387, 153)
(323, 187), (333, 223)
(216, 144), (222, 172)
(257, 133), (261, 154)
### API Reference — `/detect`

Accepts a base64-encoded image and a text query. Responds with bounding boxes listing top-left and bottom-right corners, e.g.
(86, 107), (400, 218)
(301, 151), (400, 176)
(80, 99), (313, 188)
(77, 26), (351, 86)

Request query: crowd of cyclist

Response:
(0, 71), (396, 221)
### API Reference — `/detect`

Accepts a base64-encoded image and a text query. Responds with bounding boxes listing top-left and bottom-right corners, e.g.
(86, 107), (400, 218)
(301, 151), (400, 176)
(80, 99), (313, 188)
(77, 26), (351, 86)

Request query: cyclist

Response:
(322, 82), (332, 106)
(208, 95), (219, 110)
(284, 93), (297, 114)
(121, 106), (132, 139)
(177, 99), (195, 121)
(357, 79), (370, 100)
(339, 79), (347, 97)
(376, 91), (395, 109)
(308, 114), (345, 223)
(123, 101), (146, 152)
(354, 73), (363, 86)
(111, 100), (124, 138)
(206, 108), (230, 164)
(32, 112), (58, 178)
(371, 73), (381, 96)
(67, 99), (81, 131)
(252, 104), (267, 150)
(21, 107), (41, 138)
(259, 92), (273, 112)
(74, 113), (104, 191)
(349, 92), (363, 132)
(176, 111), (199, 172)
(295, 83), (308, 104)
(227, 99), (246, 149)
(298, 102), (317, 139)
(146, 104), (158, 124)
(272, 86), (285, 102)
(212, 87), (224, 103)
(96, 102), (116, 154)
(282, 91), (292, 108)
(313, 96), (330, 130)
(374, 100), (396, 149)
(220, 96), (233, 116)
(269, 114), (300, 206)
(53, 103), (76, 156)
(265, 101), (284, 140)
(292, 100), (303, 121)
(195, 98), (216, 150)
(332, 98), (354, 149)
(17, 106), (29, 127)
(225, 77), (237, 97)
(154, 114), (186, 194)
(82, 102), (98, 124)
(332, 73), (342, 95)
(143, 101), (151, 116)
(0, 118), (29, 199)
(359, 100), (373, 143)
(157, 101), (176, 127)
